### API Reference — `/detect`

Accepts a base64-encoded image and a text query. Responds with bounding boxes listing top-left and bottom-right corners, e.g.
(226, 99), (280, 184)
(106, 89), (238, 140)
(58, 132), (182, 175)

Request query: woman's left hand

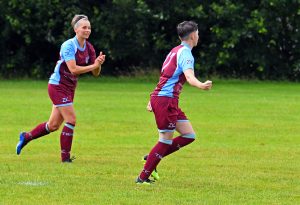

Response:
(96, 51), (106, 65)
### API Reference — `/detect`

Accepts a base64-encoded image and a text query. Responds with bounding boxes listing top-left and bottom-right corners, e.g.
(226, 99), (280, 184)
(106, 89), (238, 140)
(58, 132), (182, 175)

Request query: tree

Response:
(0, 0), (299, 80)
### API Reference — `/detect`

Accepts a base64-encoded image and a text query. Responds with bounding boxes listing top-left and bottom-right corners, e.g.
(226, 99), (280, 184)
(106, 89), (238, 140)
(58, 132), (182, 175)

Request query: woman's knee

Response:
(58, 106), (76, 125)
(66, 116), (76, 125)
(182, 133), (196, 140)
(47, 121), (62, 132)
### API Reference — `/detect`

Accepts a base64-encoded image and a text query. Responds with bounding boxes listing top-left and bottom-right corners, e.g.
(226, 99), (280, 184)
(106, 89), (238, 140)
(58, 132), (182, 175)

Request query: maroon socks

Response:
(139, 134), (195, 181)
(24, 122), (50, 141)
(22, 121), (76, 161)
(60, 122), (75, 161)
(164, 134), (195, 157)
(139, 139), (172, 180)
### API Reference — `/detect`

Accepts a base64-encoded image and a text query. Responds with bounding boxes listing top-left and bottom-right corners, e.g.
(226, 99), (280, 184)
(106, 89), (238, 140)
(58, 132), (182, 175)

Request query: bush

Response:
(0, 0), (299, 80)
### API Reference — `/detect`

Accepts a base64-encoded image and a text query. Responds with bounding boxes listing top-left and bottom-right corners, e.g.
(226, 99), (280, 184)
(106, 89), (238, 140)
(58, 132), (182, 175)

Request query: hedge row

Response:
(1, 0), (299, 80)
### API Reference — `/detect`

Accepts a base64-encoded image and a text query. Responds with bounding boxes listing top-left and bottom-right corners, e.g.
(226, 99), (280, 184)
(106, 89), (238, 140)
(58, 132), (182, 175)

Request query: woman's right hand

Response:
(200, 80), (212, 90)
(146, 101), (152, 112)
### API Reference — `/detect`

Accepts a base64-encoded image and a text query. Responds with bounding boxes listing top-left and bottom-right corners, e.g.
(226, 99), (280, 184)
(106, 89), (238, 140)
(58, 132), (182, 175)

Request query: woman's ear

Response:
(190, 32), (195, 41)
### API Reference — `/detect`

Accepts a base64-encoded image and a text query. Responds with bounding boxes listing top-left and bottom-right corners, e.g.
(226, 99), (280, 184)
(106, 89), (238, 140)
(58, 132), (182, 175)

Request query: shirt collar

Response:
(180, 41), (192, 50)
(73, 36), (86, 51)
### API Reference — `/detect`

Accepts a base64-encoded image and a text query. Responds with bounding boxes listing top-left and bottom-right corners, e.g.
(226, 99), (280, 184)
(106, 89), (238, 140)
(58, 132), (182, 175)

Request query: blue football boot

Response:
(16, 132), (28, 155)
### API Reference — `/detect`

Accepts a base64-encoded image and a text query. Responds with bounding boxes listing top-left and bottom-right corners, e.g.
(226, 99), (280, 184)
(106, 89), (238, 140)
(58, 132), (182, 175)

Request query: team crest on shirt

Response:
(85, 56), (89, 64)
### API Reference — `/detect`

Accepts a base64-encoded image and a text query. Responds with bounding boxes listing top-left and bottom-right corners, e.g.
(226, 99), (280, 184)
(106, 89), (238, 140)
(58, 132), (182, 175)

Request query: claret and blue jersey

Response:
(151, 42), (194, 98)
(49, 36), (96, 90)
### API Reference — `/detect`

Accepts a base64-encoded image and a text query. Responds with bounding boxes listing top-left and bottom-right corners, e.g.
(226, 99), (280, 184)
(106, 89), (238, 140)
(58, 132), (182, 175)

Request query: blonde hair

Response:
(71, 14), (89, 28)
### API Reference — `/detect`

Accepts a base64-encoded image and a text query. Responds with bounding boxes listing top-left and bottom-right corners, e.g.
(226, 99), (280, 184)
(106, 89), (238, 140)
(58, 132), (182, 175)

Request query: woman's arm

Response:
(91, 65), (102, 77)
(91, 52), (105, 77)
(184, 69), (212, 90)
(66, 52), (105, 75)
(66, 60), (100, 75)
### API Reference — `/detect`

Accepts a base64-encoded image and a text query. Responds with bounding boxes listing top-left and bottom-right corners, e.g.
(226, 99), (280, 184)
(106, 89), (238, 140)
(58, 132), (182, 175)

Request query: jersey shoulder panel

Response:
(177, 47), (194, 72)
(61, 39), (77, 62)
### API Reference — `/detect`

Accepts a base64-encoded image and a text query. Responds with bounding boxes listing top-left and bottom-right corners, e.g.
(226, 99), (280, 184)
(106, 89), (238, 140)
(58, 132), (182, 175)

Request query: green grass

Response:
(0, 78), (299, 205)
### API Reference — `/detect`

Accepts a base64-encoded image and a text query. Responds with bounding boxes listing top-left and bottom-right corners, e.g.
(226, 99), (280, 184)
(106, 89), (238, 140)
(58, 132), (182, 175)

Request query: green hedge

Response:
(1, 0), (299, 80)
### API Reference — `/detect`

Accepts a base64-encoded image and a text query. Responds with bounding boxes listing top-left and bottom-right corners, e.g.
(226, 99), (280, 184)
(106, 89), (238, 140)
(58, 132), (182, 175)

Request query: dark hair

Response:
(177, 21), (198, 40)
(71, 14), (89, 28)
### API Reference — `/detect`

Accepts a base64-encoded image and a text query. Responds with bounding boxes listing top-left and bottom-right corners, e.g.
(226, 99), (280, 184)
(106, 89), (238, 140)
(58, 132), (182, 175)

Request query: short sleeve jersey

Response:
(49, 36), (96, 90)
(151, 42), (194, 98)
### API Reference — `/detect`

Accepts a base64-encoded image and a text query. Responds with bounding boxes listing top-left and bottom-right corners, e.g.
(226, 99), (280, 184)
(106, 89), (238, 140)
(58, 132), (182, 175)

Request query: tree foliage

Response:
(0, 0), (299, 80)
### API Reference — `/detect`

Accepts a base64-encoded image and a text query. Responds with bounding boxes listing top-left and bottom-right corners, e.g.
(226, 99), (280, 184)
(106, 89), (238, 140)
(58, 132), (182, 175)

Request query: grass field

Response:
(0, 78), (299, 205)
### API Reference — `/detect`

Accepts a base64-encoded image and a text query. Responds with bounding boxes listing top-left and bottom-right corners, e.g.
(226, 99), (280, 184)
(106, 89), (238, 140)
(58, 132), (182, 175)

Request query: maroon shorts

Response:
(48, 84), (75, 107)
(150, 96), (188, 132)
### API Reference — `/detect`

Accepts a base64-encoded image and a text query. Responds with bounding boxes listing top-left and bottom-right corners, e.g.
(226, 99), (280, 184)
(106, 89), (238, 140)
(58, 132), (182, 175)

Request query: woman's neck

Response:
(76, 36), (85, 48)
(182, 40), (194, 49)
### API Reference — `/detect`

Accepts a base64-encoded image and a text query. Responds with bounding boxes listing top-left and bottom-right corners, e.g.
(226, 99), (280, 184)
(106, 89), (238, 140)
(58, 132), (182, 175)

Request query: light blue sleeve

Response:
(178, 49), (194, 72)
(61, 41), (76, 62)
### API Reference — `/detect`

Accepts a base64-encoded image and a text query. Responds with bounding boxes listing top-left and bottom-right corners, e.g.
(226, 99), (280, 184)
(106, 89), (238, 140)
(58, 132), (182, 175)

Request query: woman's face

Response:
(74, 19), (91, 39)
(192, 30), (199, 46)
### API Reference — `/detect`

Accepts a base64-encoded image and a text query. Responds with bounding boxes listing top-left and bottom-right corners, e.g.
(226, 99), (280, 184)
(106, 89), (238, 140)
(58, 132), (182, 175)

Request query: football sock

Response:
(164, 133), (195, 157)
(139, 138), (172, 180)
(60, 122), (75, 161)
(24, 122), (50, 141)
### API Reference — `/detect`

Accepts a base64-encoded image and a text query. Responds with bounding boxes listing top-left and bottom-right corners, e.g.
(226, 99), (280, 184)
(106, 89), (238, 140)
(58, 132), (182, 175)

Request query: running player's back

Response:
(152, 42), (194, 98)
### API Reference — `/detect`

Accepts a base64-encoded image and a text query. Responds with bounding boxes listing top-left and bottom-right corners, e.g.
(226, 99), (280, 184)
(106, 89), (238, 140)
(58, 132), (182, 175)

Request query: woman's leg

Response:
(48, 105), (64, 131)
(16, 105), (64, 155)
(57, 105), (76, 162)
(163, 121), (196, 157)
(138, 97), (175, 182)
